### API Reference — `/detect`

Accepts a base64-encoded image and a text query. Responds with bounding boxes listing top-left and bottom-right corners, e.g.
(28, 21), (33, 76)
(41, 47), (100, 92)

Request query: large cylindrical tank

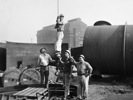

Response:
(83, 24), (133, 75)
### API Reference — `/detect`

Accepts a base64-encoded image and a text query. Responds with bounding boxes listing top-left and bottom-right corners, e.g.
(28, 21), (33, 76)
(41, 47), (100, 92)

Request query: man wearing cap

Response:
(63, 50), (75, 99)
(37, 47), (55, 87)
(54, 52), (64, 82)
(54, 14), (65, 53)
(74, 55), (93, 99)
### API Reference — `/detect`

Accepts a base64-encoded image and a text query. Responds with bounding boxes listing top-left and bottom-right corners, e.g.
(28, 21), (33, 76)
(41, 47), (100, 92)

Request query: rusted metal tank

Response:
(83, 24), (133, 76)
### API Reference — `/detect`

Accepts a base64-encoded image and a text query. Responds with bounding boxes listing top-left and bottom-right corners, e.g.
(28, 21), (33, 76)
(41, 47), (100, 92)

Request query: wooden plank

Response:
(24, 88), (39, 96)
(13, 87), (30, 95)
(28, 88), (43, 96)
(29, 88), (47, 97)
(13, 87), (33, 96)
(34, 88), (45, 94)
(18, 88), (36, 96)
(38, 88), (48, 94)
(13, 87), (48, 98)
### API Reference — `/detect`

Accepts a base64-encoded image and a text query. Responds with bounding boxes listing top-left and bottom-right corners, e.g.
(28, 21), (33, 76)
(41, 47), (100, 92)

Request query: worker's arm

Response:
(70, 57), (78, 70)
(48, 54), (55, 63)
(86, 62), (93, 76)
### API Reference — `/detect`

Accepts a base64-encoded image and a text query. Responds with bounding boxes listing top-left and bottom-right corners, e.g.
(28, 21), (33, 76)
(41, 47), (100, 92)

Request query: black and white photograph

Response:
(0, 0), (133, 100)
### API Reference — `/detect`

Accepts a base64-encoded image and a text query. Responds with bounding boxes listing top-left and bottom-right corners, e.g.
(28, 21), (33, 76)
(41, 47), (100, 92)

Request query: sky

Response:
(0, 0), (133, 43)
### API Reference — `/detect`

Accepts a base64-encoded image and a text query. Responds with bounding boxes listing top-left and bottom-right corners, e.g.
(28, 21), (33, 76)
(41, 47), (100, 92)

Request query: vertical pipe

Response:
(57, 0), (59, 16)
(123, 22), (127, 77)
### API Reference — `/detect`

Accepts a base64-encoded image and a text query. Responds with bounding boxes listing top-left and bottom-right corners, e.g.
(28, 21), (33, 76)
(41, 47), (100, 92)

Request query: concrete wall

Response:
(6, 42), (68, 70)
(65, 18), (87, 48)
(0, 42), (6, 48)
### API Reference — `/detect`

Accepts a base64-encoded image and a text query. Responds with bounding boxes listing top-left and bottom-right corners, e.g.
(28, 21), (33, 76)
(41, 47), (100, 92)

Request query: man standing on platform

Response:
(63, 50), (75, 99)
(37, 47), (55, 88)
(54, 14), (65, 53)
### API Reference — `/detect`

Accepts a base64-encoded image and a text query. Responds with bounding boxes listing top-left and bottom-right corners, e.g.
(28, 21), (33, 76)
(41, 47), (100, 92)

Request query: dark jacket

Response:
(64, 57), (74, 74)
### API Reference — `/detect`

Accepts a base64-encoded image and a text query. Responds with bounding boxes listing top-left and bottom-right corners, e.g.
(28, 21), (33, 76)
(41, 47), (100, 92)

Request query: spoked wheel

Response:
(19, 68), (41, 85)
(2, 67), (21, 87)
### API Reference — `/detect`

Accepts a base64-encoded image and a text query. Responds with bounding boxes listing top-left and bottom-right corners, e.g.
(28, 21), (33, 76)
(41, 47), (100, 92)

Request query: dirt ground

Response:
(49, 67), (133, 100)
(88, 75), (133, 100)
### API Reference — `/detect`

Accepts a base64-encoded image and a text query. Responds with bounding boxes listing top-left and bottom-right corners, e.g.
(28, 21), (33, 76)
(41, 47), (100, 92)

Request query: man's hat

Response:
(60, 14), (64, 17)
(79, 54), (85, 59)
(65, 50), (71, 56)
(40, 47), (46, 53)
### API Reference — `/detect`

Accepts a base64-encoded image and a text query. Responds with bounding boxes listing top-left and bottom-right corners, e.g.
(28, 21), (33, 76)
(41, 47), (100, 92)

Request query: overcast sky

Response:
(0, 0), (133, 43)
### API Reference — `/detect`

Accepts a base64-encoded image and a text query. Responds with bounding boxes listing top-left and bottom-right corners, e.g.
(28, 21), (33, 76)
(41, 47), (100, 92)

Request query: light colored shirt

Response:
(75, 61), (93, 75)
(38, 53), (52, 66)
